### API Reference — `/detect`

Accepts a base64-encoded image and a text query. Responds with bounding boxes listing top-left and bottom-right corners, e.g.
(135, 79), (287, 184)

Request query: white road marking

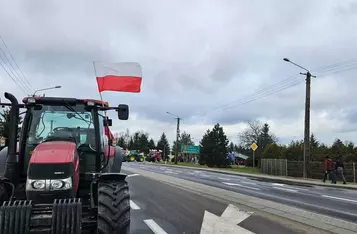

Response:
(130, 200), (140, 210)
(218, 177), (230, 181)
(241, 181), (257, 185)
(164, 170), (178, 174)
(321, 195), (357, 204)
(175, 170), (182, 173)
(127, 173), (140, 178)
(144, 219), (168, 234)
(222, 182), (260, 191)
(200, 211), (254, 234)
(220, 204), (254, 224)
(273, 187), (298, 193)
(200, 174), (210, 177)
(272, 183), (285, 186)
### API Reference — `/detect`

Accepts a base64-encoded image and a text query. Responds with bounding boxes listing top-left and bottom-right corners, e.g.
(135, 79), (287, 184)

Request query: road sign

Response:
(251, 143), (258, 151)
(181, 145), (200, 154)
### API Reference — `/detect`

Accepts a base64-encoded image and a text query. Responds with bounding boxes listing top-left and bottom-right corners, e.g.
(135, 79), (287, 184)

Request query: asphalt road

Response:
(124, 169), (313, 234)
(123, 162), (357, 226)
(121, 162), (355, 234)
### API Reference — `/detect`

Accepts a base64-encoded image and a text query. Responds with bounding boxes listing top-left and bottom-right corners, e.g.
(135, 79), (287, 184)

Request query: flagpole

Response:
(93, 61), (106, 109)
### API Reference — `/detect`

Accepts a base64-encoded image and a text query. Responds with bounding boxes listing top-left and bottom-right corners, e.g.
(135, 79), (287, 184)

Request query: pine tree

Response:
(199, 123), (229, 167)
(157, 133), (170, 160)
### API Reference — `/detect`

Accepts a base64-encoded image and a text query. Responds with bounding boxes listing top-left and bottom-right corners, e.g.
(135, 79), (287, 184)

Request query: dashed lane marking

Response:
(241, 181), (257, 185)
(218, 177), (230, 181)
(130, 200), (141, 210)
(321, 195), (357, 204)
(144, 219), (168, 234)
(222, 182), (260, 191)
(272, 183), (285, 186)
(164, 170), (178, 174)
(273, 187), (298, 193)
(127, 173), (140, 178)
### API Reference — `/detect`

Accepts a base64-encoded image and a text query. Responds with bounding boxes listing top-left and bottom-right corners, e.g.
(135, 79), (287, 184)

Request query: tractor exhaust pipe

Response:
(4, 92), (20, 184)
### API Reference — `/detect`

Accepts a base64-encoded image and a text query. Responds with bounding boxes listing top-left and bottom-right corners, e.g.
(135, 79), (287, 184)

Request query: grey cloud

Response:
(1, 0), (357, 140)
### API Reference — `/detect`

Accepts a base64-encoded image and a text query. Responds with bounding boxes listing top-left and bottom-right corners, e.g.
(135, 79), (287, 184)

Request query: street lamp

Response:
(33, 85), (62, 97)
(166, 111), (180, 164)
(283, 58), (316, 178)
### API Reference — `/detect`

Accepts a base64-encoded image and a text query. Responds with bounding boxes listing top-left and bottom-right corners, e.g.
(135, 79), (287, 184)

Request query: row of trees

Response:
(115, 129), (172, 159)
(0, 108), (23, 146)
(2, 103), (356, 163)
(234, 120), (357, 162)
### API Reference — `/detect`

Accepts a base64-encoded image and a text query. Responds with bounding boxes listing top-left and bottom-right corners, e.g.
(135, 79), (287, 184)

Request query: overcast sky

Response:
(1, 0), (357, 146)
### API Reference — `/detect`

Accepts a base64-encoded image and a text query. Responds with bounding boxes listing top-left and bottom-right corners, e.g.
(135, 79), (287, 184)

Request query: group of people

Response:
(323, 156), (347, 184)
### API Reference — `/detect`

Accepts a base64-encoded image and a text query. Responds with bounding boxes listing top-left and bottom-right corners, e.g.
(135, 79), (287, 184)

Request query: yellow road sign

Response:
(251, 143), (258, 151)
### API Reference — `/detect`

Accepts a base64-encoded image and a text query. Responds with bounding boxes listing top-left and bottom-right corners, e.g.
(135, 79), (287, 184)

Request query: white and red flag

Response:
(94, 62), (142, 93)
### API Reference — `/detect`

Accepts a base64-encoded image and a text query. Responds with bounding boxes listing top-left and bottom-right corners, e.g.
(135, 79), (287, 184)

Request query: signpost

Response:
(181, 145), (200, 154)
(251, 143), (258, 168)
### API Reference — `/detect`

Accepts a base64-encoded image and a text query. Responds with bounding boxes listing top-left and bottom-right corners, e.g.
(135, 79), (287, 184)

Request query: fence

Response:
(260, 159), (357, 183)
(260, 159), (288, 176)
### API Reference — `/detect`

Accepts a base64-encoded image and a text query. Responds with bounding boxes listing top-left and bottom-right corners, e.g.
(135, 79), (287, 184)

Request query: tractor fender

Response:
(0, 147), (8, 177)
(98, 172), (127, 182)
(110, 146), (123, 173)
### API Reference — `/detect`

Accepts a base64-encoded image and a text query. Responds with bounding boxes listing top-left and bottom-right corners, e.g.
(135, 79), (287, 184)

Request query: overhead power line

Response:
(189, 58), (357, 120)
(0, 36), (33, 94)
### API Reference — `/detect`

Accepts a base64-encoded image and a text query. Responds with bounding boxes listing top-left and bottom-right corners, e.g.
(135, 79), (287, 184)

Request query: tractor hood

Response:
(30, 141), (77, 164)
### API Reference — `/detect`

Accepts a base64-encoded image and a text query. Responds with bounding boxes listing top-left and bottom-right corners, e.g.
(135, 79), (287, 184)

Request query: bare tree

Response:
(238, 120), (263, 148)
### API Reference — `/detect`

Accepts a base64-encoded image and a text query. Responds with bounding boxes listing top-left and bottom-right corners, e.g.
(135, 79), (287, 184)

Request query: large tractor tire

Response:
(136, 157), (144, 162)
(97, 180), (130, 234)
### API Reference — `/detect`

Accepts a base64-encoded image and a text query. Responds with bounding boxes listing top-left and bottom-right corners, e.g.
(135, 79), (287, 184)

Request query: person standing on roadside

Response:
(323, 156), (333, 183)
(335, 157), (347, 184)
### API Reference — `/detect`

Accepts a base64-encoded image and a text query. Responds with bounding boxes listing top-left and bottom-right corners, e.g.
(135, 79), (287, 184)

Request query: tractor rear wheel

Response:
(97, 180), (130, 234)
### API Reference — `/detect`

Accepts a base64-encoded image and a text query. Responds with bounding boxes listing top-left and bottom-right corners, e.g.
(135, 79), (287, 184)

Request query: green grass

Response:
(157, 162), (261, 174)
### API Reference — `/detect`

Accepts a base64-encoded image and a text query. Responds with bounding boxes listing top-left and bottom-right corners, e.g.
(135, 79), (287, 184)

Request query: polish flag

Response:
(94, 62), (142, 93)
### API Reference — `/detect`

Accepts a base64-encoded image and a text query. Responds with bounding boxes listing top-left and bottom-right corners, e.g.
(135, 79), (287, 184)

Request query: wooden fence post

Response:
(353, 162), (356, 183)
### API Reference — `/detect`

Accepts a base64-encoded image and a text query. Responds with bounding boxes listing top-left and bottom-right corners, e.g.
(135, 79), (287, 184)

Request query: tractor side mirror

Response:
(117, 104), (129, 120)
(103, 118), (112, 126)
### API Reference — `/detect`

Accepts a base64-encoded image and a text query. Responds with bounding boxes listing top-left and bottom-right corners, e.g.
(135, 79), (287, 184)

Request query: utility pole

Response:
(301, 71), (315, 177)
(175, 117), (180, 164)
(166, 111), (181, 165)
(284, 58), (315, 178)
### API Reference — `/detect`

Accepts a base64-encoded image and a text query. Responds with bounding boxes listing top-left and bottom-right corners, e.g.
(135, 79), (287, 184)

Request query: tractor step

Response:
(0, 199), (83, 234)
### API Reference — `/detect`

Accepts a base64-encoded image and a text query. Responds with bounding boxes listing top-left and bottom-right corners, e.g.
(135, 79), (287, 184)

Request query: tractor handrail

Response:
(0, 103), (25, 108)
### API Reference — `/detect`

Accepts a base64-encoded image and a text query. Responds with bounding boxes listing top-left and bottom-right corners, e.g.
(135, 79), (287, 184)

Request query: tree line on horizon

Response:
(1, 107), (356, 165)
(115, 120), (357, 167)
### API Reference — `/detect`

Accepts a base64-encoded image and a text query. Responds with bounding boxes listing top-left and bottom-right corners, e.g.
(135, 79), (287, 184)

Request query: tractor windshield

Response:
(26, 104), (94, 146)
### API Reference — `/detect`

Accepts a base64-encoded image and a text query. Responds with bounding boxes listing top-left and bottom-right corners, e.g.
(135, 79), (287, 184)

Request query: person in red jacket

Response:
(323, 156), (333, 183)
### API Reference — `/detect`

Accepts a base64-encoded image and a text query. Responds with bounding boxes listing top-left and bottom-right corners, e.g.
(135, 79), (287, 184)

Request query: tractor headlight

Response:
(26, 177), (72, 191)
(26, 179), (46, 191)
(50, 178), (72, 190)
(33, 180), (46, 189)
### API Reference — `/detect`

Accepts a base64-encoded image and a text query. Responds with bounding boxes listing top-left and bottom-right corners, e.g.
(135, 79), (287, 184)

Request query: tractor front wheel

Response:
(97, 180), (130, 234)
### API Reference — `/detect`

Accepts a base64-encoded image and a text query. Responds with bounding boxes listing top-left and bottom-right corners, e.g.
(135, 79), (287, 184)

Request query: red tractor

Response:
(146, 149), (162, 162)
(0, 92), (130, 233)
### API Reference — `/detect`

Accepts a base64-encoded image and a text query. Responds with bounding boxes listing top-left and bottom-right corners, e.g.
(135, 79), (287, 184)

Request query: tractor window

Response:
(98, 111), (105, 151)
(27, 105), (94, 145)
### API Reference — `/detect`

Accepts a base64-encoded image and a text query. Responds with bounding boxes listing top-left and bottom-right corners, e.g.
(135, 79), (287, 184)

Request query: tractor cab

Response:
(0, 92), (131, 233)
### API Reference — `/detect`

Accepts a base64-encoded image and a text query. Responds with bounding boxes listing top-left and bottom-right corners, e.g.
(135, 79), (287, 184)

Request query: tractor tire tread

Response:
(97, 180), (130, 234)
